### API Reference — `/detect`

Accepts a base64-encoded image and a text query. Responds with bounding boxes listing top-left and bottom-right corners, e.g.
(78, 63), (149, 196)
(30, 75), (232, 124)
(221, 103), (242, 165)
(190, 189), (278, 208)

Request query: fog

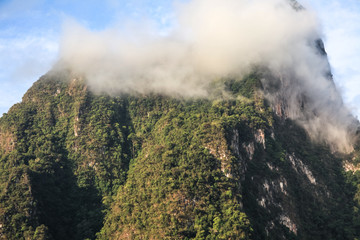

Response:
(55, 0), (358, 152)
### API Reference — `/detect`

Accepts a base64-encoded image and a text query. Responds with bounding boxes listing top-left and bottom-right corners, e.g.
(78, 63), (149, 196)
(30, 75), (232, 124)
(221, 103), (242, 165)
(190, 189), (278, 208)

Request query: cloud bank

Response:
(56, 0), (358, 152)
(57, 0), (320, 95)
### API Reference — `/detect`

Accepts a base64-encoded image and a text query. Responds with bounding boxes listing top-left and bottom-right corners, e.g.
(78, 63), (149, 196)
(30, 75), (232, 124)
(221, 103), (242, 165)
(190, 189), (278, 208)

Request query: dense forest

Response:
(0, 69), (360, 239)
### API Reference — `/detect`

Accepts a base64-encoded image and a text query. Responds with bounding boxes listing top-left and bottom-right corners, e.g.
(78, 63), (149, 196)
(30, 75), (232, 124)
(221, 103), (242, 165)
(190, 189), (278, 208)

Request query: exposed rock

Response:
(255, 129), (266, 148)
(242, 142), (255, 160)
(0, 129), (16, 154)
(279, 214), (297, 235)
(258, 197), (266, 208)
(54, 88), (61, 96)
(288, 153), (317, 184)
(266, 162), (279, 172)
(231, 129), (240, 156)
(343, 160), (360, 172)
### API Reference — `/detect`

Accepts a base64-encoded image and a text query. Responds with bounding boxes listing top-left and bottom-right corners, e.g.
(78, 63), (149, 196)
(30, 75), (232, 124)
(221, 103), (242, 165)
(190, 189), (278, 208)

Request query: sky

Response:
(0, 0), (359, 119)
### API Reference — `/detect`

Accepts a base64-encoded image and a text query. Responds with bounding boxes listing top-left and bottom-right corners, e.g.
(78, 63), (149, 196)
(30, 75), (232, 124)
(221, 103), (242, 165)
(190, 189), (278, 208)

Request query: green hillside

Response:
(0, 70), (359, 239)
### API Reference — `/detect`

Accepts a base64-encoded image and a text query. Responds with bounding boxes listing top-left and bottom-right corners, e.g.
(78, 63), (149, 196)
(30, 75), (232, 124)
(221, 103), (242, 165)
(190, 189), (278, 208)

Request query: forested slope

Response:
(0, 70), (359, 239)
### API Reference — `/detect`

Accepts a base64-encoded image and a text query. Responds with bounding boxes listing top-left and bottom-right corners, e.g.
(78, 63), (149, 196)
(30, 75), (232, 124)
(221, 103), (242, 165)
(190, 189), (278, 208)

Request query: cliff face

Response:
(0, 69), (359, 240)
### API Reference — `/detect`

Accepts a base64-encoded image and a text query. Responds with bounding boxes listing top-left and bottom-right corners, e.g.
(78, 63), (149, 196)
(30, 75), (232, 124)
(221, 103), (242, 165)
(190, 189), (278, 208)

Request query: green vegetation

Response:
(0, 69), (359, 239)
(98, 95), (265, 239)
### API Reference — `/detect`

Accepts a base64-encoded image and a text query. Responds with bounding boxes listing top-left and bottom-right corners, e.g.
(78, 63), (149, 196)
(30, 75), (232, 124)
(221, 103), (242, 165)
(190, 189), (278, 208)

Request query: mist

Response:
(56, 0), (358, 152)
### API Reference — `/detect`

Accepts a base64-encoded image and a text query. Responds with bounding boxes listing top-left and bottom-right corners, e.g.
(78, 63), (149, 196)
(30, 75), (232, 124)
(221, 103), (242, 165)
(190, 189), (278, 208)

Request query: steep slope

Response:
(0, 71), (132, 239)
(0, 69), (359, 239)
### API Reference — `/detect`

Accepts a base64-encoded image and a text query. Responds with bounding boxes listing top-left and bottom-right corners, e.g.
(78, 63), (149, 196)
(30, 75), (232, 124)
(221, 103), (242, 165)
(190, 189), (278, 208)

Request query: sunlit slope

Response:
(0, 70), (358, 239)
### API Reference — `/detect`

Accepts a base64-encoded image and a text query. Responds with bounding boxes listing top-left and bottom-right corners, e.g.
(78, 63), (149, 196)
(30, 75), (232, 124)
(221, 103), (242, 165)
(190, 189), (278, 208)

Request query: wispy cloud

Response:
(0, 31), (58, 115)
(0, 0), (42, 20)
(0, 0), (359, 149)
(0, 0), (59, 115)
(308, 0), (360, 119)
(56, 0), (356, 152)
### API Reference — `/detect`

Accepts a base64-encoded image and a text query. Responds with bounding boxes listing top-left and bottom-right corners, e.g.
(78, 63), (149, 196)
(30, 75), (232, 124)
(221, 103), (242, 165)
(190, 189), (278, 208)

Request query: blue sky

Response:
(0, 0), (359, 118)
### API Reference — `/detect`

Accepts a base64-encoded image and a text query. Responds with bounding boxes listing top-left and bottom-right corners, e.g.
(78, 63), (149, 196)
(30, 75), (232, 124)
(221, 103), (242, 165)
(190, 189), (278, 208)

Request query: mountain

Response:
(1, 1), (360, 238)
(0, 65), (359, 240)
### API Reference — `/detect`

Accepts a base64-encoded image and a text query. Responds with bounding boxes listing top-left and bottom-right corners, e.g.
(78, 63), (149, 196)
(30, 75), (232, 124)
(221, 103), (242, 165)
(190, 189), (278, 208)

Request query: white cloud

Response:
(0, 0), (43, 20)
(0, 0), (358, 150)
(307, 0), (360, 119)
(0, 30), (59, 114)
(0, 32), (58, 79)
(0, 0), (62, 114)
(56, 0), (356, 152)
